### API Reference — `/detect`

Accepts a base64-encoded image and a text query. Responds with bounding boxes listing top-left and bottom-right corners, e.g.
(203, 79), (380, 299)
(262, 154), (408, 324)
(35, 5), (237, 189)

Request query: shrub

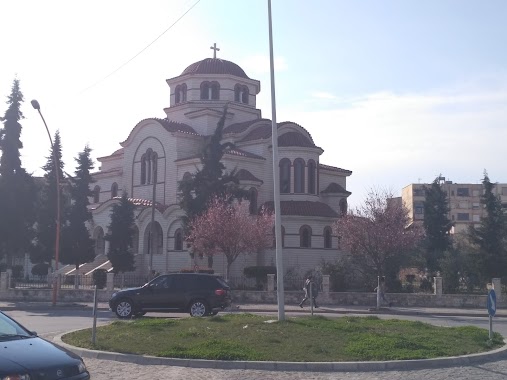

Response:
(31, 263), (50, 277)
(92, 269), (108, 289)
(180, 268), (214, 274)
(12, 265), (24, 278)
(243, 266), (276, 289)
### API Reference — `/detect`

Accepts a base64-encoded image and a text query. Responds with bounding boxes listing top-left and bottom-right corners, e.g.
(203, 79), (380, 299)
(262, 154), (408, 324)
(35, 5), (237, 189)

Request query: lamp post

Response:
(267, 0), (285, 321)
(31, 100), (60, 307)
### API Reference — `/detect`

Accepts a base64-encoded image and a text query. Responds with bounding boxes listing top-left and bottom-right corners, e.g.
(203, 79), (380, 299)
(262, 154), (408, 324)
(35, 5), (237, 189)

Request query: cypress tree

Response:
(106, 193), (136, 274)
(422, 177), (453, 273)
(60, 146), (95, 285)
(468, 172), (507, 279)
(31, 131), (66, 264)
(0, 78), (36, 266)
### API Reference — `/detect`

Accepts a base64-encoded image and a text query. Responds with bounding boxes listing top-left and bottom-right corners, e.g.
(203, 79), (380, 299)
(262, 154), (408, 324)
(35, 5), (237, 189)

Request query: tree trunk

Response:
(207, 255), (213, 269)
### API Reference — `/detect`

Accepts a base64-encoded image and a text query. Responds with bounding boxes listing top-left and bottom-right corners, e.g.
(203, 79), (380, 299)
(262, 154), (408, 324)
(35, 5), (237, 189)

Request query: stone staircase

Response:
(64, 255), (109, 277)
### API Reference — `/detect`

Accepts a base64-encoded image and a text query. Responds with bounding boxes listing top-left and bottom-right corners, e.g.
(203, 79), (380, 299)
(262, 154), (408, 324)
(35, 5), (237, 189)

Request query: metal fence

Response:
(10, 275), (52, 289)
(113, 273), (149, 289)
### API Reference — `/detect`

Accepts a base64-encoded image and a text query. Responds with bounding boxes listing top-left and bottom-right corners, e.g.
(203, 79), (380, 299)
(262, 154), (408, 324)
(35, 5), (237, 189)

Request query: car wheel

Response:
(115, 299), (134, 319)
(189, 300), (208, 317)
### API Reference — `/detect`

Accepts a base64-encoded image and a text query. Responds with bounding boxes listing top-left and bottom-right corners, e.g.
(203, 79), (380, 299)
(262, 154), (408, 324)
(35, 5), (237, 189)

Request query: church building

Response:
(86, 47), (352, 279)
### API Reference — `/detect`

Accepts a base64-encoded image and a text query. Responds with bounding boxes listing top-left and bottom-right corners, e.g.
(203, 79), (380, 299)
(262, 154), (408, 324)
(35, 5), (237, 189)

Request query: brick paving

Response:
(83, 358), (507, 380)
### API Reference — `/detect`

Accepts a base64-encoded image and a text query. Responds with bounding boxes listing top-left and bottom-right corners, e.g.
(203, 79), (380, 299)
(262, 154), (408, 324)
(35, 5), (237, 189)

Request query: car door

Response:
(140, 275), (173, 310)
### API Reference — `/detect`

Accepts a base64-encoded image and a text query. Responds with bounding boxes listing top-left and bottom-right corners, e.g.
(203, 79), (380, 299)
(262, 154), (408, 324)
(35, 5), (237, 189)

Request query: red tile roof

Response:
(321, 182), (351, 195)
(261, 201), (339, 218)
(113, 197), (168, 213)
(223, 119), (272, 134)
(154, 118), (199, 135)
(181, 58), (250, 79)
(236, 169), (263, 183)
(278, 132), (315, 148)
(319, 164), (352, 175)
(224, 148), (265, 160)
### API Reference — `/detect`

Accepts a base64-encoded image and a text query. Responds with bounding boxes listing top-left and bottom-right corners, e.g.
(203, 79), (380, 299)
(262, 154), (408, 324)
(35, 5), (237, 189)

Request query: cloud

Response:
(310, 91), (337, 100)
(279, 82), (507, 207)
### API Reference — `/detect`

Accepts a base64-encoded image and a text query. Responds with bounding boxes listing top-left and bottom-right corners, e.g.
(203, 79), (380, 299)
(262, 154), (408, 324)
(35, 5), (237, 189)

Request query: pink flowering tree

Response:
(333, 189), (423, 279)
(187, 196), (274, 279)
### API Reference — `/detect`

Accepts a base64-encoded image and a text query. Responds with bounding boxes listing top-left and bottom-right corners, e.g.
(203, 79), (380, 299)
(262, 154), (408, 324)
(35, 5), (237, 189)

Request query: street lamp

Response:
(31, 99), (60, 307)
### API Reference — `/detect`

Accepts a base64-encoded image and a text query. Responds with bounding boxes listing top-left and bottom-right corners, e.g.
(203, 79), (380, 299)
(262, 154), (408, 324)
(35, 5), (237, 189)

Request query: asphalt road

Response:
(4, 308), (507, 379)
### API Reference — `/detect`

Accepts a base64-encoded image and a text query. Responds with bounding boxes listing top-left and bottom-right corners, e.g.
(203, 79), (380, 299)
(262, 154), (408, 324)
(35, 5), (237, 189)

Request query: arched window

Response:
(152, 152), (158, 184)
(200, 82), (210, 100)
(146, 149), (152, 184)
(141, 154), (146, 184)
(272, 226), (285, 248)
(181, 83), (187, 102)
(234, 84), (241, 102)
(339, 199), (348, 216)
(279, 158), (291, 193)
(323, 226), (332, 249)
(211, 81), (220, 100)
(294, 158), (305, 193)
(111, 182), (118, 198)
(93, 185), (100, 203)
(300, 225), (312, 248)
(94, 227), (105, 256)
(174, 228), (183, 251)
(241, 86), (249, 104)
(308, 160), (316, 194)
(175, 85), (181, 104)
(249, 187), (258, 214)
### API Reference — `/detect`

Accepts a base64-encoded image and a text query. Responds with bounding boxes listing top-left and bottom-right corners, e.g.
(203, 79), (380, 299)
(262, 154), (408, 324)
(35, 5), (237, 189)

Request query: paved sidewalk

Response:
(0, 300), (503, 318)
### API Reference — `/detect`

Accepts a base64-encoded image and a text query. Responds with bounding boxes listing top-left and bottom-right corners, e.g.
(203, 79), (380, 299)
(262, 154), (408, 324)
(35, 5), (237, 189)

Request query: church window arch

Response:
(300, 225), (312, 248)
(144, 221), (163, 255)
(174, 228), (183, 251)
(248, 187), (258, 214)
(279, 158), (291, 194)
(175, 85), (181, 104)
(339, 199), (348, 216)
(94, 227), (105, 256)
(308, 160), (316, 194)
(146, 149), (153, 184)
(141, 154), (147, 184)
(111, 182), (118, 198)
(323, 226), (332, 249)
(181, 83), (187, 102)
(294, 158), (305, 193)
(211, 81), (220, 100)
(200, 82), (210, 100)
(241, 86), (249, 104)
(234, 84), (241, 102)
(93, 185), (100, 203)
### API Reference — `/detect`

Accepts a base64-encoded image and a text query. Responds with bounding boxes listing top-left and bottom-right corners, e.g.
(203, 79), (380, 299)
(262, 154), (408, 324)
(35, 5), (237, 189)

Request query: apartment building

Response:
(402, 178), (507, 234)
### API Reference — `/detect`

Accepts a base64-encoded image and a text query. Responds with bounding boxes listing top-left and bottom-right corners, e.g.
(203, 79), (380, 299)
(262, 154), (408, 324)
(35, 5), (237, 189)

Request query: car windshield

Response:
(0, 312), (32, 340)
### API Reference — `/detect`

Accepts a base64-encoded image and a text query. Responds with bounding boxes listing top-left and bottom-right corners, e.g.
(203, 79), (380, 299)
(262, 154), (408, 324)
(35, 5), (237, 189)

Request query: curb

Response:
(54, 332), (507, 372)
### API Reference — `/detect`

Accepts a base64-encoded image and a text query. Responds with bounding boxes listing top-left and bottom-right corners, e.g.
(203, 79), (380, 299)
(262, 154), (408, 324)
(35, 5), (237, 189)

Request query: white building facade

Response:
(87, 55), (352, 279)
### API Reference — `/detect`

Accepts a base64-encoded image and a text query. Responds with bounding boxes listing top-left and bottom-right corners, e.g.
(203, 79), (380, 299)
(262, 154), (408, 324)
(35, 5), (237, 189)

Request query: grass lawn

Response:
(62, 314), (504, 362)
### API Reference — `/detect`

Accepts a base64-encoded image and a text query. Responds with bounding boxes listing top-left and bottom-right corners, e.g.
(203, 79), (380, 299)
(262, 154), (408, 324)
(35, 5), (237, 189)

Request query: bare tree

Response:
(188, 195), (274, 279)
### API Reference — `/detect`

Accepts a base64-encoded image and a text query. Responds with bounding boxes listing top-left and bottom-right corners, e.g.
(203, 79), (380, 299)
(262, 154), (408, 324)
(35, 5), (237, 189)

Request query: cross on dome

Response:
(210, 43), (220, 59)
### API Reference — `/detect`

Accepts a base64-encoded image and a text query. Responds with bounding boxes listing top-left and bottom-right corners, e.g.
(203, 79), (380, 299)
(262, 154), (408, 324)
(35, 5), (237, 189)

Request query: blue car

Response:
(0, 310), (90, 379)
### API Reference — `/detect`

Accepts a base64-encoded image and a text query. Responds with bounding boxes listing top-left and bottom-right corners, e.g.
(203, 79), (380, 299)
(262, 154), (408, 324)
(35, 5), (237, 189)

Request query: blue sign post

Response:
(487, 289), (496, 339)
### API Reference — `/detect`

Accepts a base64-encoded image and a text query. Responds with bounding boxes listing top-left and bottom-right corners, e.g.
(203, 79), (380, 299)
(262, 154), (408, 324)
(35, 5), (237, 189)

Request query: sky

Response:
(1, 0), (507, 208)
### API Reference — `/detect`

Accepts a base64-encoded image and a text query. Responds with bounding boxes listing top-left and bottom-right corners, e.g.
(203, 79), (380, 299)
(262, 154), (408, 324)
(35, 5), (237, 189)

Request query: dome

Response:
(181, 58), (250, 79)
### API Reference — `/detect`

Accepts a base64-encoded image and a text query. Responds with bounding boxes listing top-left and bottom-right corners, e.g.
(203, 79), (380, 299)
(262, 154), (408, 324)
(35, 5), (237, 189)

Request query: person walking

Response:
(299, 275), (319, 308)
(375, 276), (392, 307)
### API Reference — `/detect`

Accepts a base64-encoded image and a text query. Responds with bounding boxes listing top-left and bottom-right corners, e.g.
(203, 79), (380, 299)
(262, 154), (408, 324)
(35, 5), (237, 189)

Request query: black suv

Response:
(109, 273), (231, 318)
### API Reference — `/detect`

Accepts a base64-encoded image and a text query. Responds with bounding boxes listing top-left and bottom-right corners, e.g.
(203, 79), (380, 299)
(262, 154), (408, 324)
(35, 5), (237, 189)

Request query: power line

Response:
(80, 0), (201, 94)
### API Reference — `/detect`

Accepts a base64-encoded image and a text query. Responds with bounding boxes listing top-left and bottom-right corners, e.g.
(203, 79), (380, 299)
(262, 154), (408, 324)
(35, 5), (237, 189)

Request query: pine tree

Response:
(31, 131), (66, 264)
(60, 146), (95, 286)
(468, 172), (507, 280)
(422, 177), (453, 273)
(105, 193), (136, 274)
(0, 78), (36, 266)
